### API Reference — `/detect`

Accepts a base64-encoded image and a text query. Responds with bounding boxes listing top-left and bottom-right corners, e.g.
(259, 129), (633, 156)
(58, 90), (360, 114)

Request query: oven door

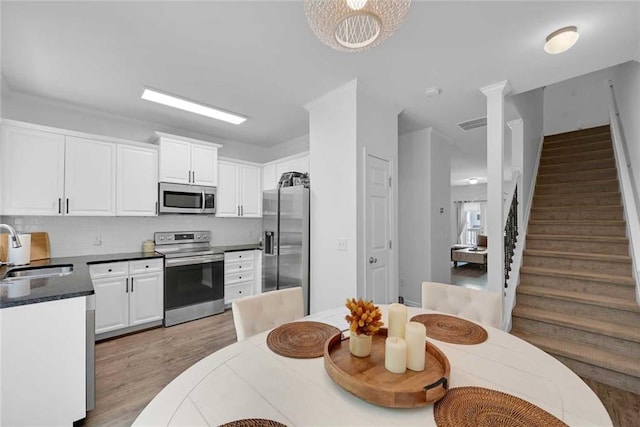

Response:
(164, 255), (224, 313)
(159, 182), (216, 214)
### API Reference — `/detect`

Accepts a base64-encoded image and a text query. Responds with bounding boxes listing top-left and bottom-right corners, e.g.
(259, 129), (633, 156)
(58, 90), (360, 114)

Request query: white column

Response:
(480, 81), (511, 294)
(508, 119), (524, 231)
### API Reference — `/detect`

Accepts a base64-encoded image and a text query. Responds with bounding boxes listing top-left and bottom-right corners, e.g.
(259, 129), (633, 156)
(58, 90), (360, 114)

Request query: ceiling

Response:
(2, 1), (639, 183)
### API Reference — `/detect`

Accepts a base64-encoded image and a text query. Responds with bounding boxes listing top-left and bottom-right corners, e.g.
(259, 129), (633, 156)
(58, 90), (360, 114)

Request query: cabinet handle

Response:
(126, 278), (129, 293)
(237, 206), (240, 216)
(66, 198), (69, 214)
(155, 202), (158, 215)
(58, 198), (62, 214)
(131, 277), (134, 293)
(241, 205), (244, 216)
(188, 170), (192, 183)
(192, 171), (195, 183)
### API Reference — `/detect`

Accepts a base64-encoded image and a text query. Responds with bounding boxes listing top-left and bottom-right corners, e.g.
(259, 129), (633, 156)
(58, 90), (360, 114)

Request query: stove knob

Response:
(159, 235), (165, 241)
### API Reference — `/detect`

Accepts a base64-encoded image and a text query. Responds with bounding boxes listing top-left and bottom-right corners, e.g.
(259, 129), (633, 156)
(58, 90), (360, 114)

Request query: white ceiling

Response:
(2, 1), (639, 182)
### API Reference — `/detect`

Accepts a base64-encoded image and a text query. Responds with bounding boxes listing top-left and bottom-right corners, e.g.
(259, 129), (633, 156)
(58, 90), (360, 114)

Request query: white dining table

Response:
(133, 306), (612, 426)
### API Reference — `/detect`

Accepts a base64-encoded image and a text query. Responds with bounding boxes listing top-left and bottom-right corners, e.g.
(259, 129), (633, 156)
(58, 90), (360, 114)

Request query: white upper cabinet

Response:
(240, 165), (262, 217)
(64, 137), (116, 216)
(217, 159), (262, 218)
(155, 132), (221, 187)
(263, 153), (309, 191)
(191, 144), (218, 186)
(117, 144), (158, 216)
(1, 126), (65, 215)
(158, 137), (191, 184)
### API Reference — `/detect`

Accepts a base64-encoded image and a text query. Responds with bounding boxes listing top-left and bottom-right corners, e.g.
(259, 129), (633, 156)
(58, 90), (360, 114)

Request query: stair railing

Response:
(607, 79), (640, 303)
(502, 173), (519, 290)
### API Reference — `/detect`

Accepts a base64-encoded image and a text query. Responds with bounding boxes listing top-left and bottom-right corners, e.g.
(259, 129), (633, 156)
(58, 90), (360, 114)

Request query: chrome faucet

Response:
(0, 224), (22, 248)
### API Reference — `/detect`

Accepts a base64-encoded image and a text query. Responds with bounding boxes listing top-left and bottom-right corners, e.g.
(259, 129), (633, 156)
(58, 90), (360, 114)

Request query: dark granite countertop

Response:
(0, 252), (164, 309)
(213, 243), (262, 253)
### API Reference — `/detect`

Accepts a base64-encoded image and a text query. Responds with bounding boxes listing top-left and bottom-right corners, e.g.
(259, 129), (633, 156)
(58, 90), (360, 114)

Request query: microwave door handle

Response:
(202, 191), (206, 211)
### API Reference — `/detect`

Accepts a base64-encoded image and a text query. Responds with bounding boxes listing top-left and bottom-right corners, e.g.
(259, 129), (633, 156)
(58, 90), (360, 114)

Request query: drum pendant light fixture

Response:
(304, 0), (411, 52)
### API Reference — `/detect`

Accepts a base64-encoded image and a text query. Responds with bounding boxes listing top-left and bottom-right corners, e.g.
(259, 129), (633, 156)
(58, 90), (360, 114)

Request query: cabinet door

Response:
(288, 156), (309, 174)
(94, 276), (129, 334)
(65, 137), (116, 216)
(262, 164), (277, 191)
(129, 272), (164, 326)
(217, 161), (239, 217)
(191, 144), (218, 186)
(117, 144), (158, 216)
(159, 137), (191, 184)
(0, 126), (65, 215)
(239, 165), (262, 217)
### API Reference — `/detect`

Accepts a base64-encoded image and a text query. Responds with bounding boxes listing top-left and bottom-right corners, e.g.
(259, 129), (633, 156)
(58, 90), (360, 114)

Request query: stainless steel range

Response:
(154, 231), (224, 326)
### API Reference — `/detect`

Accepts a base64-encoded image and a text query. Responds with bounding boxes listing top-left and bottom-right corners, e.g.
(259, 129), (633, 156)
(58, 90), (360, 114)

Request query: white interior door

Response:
(365, 155), (391, 304)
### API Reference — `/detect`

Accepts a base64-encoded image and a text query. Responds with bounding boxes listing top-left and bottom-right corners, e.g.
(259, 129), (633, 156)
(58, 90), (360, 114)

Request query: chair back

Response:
(232, 287), (304, 341)
(476, 235), (488, 248)
(421, 282), (502, 328)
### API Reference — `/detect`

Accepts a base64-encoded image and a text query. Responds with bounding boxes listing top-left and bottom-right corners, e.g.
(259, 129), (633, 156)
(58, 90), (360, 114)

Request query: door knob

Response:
(369, 257), (375, 264)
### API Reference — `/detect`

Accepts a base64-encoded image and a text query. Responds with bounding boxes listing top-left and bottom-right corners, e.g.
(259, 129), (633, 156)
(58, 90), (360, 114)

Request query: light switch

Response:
(337, 238), (347, 251)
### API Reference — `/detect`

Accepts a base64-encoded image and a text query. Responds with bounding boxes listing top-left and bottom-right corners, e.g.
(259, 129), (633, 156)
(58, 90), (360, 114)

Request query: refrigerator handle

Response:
(265, 231), (275, 255)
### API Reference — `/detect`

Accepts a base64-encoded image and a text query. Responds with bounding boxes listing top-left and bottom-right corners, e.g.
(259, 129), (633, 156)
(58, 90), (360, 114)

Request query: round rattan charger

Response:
(267, 321), (340, 359)
(434, 386), (568, 427)
(410, 313), (488, 345)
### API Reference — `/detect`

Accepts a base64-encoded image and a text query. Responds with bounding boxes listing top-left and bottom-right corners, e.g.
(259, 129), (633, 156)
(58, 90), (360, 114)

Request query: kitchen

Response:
(0, 113), (312, 424)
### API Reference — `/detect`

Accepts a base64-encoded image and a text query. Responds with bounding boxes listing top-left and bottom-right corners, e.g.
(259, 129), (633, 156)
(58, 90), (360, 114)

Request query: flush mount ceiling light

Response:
(141, 88), (247, 125)
(468, 178), (479, 185)
(304, 0), (411, 52)
(544, 26), (579, 55)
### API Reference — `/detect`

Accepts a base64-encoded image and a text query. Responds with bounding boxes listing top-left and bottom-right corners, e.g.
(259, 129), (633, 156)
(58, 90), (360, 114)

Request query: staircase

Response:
(511, 125), (640, 395)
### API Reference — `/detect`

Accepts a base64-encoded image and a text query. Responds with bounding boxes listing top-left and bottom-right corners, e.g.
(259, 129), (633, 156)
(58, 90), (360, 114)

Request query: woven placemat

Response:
(267, 321), (340, 359)
(410, 314), (488, 345)
(434, 387), (568, 427)
(219, 419), (287, 427)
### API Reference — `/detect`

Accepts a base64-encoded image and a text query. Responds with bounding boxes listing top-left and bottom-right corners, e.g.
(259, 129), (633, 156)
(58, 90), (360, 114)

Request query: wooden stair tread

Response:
(537, 167), (616, 177)
(533, 191), (620, 199)
(535, 178), (618, 188)
(526, 234), (628, 243)
(511, 329), (640, 378)
(539, 157), (614, 166)
(539, 148), (614, 161)
(529, 219), (625, 225)
(520, 266), (636, 286)
(513, 304), (640, 343)
(517, 285), (640, 314)
(531, 206), (622, 211)
(544, 126), (611, 142)
(523, 249), (631, 263)
(542, 142), (612, 156)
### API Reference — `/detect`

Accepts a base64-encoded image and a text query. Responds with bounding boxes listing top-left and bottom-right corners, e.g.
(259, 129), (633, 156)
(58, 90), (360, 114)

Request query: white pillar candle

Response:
(405, 321), (426, 371)
(387, 303), (407, 338)
(385, 336), (407, 374)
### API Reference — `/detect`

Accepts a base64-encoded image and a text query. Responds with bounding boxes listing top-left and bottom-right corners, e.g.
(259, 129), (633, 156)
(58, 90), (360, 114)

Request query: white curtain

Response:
(457, 202), (484, 244)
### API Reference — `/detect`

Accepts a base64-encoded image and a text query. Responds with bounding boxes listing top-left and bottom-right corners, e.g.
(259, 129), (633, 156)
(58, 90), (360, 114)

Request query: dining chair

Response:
(232, 287), (305, 341)
(421, 281), (502, 328)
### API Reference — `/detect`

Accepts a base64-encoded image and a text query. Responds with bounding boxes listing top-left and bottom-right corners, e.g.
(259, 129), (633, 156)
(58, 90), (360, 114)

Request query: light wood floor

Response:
(450, 262), (487, 290)
(80, 310), (237, 427)
(80, 308), (638, 427)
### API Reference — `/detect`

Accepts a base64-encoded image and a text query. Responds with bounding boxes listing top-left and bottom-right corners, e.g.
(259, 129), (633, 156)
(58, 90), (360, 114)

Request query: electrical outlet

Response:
(337, 238), (347, 251)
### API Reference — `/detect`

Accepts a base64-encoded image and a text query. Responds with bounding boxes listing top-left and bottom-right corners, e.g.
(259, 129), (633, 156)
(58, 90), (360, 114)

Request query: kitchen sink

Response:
(5, 264), (74, 279)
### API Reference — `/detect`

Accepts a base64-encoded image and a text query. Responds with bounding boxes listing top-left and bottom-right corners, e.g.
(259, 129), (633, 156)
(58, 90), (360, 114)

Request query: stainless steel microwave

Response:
(158, 182), (216, 214)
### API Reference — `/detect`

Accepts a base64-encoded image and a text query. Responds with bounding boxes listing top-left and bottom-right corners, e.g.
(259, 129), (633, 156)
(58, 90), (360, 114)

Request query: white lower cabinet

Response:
(224, 250), (261, 304)
(91, 258), (163, 335)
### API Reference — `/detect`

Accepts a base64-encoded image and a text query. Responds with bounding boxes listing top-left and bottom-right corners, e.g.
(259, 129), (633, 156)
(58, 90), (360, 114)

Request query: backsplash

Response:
(0, 216), (261, 258)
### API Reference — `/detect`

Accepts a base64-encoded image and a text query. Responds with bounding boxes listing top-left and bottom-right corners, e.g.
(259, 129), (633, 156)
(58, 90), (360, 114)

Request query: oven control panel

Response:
(154, 231), (211, 245)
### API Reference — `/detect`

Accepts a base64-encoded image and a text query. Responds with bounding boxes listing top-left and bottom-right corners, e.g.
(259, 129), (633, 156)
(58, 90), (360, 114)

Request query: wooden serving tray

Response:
(324, 328), (450, 408)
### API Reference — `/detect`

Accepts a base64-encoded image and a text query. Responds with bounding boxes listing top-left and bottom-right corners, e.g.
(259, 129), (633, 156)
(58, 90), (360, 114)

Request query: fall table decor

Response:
(345, 298), (383, 357)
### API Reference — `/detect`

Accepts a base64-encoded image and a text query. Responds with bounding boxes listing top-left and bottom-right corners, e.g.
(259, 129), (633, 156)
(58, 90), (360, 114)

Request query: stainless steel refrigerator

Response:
(262, 185), (310, 314)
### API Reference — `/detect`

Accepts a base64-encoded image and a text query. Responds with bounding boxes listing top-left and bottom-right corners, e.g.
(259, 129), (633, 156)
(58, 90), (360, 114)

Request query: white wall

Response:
(1, 88), (269, 163)
(611, 60), (640, 201)
(307, 81), (358, 313)
(0, 215), (261, 258)
(512, 87), (544, 218)
(264, 134), (309, 163)
(543, 67), (612, 136)
(398, 128), (450, 306)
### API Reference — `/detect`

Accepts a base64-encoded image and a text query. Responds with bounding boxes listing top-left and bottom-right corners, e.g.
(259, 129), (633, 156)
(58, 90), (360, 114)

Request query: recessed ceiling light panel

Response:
(544, 26), (579, 55)
(141, 88), (247, 125)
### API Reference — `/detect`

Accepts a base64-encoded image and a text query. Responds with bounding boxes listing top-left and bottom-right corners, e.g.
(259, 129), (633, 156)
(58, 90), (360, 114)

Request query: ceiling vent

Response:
(457, 117), (487, 131)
